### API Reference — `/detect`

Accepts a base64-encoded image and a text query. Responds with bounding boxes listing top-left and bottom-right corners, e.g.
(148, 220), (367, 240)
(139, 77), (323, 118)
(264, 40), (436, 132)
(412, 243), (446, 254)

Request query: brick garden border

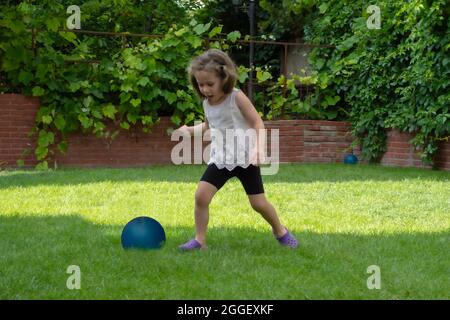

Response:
(1, 94), (449, 170)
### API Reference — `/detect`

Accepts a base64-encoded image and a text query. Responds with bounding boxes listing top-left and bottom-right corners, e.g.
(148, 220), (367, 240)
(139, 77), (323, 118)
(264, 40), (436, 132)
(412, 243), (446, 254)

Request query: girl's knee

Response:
(195, 190), (212, 208)
(250, 198), (268, 212)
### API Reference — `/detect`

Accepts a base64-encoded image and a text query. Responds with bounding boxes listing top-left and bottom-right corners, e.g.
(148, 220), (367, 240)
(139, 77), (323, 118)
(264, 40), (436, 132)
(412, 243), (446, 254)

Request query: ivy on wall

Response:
(0, 1), (240, 169)
(303, 0), (449, 164)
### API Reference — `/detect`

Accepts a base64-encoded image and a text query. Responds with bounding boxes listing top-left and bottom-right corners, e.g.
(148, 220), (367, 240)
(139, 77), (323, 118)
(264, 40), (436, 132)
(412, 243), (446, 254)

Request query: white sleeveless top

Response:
(203, 88), (256, 170)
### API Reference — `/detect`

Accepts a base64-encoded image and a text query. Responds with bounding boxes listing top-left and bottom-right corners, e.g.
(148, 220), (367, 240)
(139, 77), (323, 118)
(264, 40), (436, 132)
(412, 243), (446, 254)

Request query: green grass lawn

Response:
(0, 163), (449, 299)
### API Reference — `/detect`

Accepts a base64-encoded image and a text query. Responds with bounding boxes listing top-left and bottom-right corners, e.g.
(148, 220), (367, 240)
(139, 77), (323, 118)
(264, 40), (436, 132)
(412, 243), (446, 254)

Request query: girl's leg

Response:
(247, 193), (286, 238)
(193, 181), (218, 246)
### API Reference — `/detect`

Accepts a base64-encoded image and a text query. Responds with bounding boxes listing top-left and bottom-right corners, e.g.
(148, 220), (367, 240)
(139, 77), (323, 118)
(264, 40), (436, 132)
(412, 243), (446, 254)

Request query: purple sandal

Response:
(274, 227), (299, 249)
(178, 239), (205, 251)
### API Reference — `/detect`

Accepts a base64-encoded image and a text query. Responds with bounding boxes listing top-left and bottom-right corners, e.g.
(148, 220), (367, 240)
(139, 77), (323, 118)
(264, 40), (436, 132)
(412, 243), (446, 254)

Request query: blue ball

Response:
(121, 216), (166, 250)
(344, 154), (358, 164)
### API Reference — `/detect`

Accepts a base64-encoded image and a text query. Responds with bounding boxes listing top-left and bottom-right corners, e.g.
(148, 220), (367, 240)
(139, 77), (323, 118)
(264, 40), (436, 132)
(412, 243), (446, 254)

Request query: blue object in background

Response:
(344, 153), (358, 164)
(121, 216), (166, 250)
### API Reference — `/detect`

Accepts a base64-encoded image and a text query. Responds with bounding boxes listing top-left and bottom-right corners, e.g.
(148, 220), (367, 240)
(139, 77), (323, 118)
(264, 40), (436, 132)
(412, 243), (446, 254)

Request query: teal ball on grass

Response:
(344, 154), (358, 164)
(121, 216), (166, 250)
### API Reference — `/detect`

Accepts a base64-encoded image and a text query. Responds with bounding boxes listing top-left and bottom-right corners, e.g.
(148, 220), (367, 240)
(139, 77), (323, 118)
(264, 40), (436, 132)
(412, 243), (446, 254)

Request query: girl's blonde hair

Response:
(188, 49), (238, 98)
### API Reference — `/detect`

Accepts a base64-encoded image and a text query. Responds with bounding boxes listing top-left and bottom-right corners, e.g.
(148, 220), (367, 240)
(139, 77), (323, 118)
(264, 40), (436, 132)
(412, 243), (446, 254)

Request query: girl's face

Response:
(194, 70), (225, 105)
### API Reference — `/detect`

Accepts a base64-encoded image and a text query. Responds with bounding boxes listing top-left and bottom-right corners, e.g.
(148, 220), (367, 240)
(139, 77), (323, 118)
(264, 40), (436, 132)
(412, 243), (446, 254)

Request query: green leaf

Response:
(174, 27), (188, 37)
(193, 22), (211, 35)
(57, 141), (68, 154)
(54, 115), (66, 130)
(176, 101), (190, 112)
(127, 113), (138, 124)
(91, 110), (102, 119)
(238, 71), (249, 83)
(102, 104), (117, 119)
(137, 77), (150, 87)
(78, 115), (93, 129)
(32, 86), (45, 96)
(162, 91), (177, 104)
(337, 36), (358, 52)
(42, 115), (53, 125)
(16, 159), (25, 167)
(89, 88), (104, 99)
(120, 92), (131, 104)
(256, 69), (272, 83)
(46, 17), (60, 32)
(83, 96), (93, 108)
(324, 109), (338, 120)
(35, 161), (49, 170)
(161, 37), (181, 48)
(38, 130), (54, 148)
(315, 58), (325, 70)
(124, 52), (145, 69)
(319, 3), (329, 14)
(35, 146), (48, 161)
(185, 112), (195, 124)
(324, 95), (341, 106)
(18, 70), (33, 85)
(190, 37), (203, 48)
(120, 121), (130, 130)
(318, 73), (329, 89)
(170, 115), (181, 126)
(208, 26), (222, 38)
(141, 116), (154, 126)
(130, 98), (141, 107)
(227, 31), (241, 42)
(59, 31), (77, 44)
(68, 81), (82, 92)
(93, 122), (106, 134)
(120, 83), (133, 92)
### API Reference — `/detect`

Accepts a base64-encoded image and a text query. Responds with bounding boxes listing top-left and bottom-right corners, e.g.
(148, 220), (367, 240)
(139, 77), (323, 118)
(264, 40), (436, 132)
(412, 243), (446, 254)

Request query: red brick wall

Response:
(53, 117), (178, 168)
(1, 94), (449, 171)
(264, 120), (356, 163)
(53, 119), (356, 167)
(436, 140), (450, 171)
(381, 130), (432, 169)
(380, 130), (450, 170)
(0, 94), (39, 168)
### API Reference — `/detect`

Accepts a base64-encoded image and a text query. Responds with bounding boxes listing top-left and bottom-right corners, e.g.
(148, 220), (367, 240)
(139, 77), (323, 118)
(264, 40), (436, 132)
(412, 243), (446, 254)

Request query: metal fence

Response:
(228, 38), (334, 118)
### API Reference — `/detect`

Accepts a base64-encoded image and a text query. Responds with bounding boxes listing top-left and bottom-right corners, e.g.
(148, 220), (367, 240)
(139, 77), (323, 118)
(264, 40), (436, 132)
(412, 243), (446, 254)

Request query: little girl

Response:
(176, 49), (298, 250)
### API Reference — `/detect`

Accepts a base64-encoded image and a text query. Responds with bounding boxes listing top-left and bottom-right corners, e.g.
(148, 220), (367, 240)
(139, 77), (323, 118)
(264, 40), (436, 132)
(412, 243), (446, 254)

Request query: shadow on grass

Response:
(1, 163), (449, 190)
(0, 214), (448, 299)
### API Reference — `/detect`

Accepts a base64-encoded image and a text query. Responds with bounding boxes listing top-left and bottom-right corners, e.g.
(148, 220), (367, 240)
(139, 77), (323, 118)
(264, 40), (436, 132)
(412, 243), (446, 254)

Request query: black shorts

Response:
(200, 163), (265, 195)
